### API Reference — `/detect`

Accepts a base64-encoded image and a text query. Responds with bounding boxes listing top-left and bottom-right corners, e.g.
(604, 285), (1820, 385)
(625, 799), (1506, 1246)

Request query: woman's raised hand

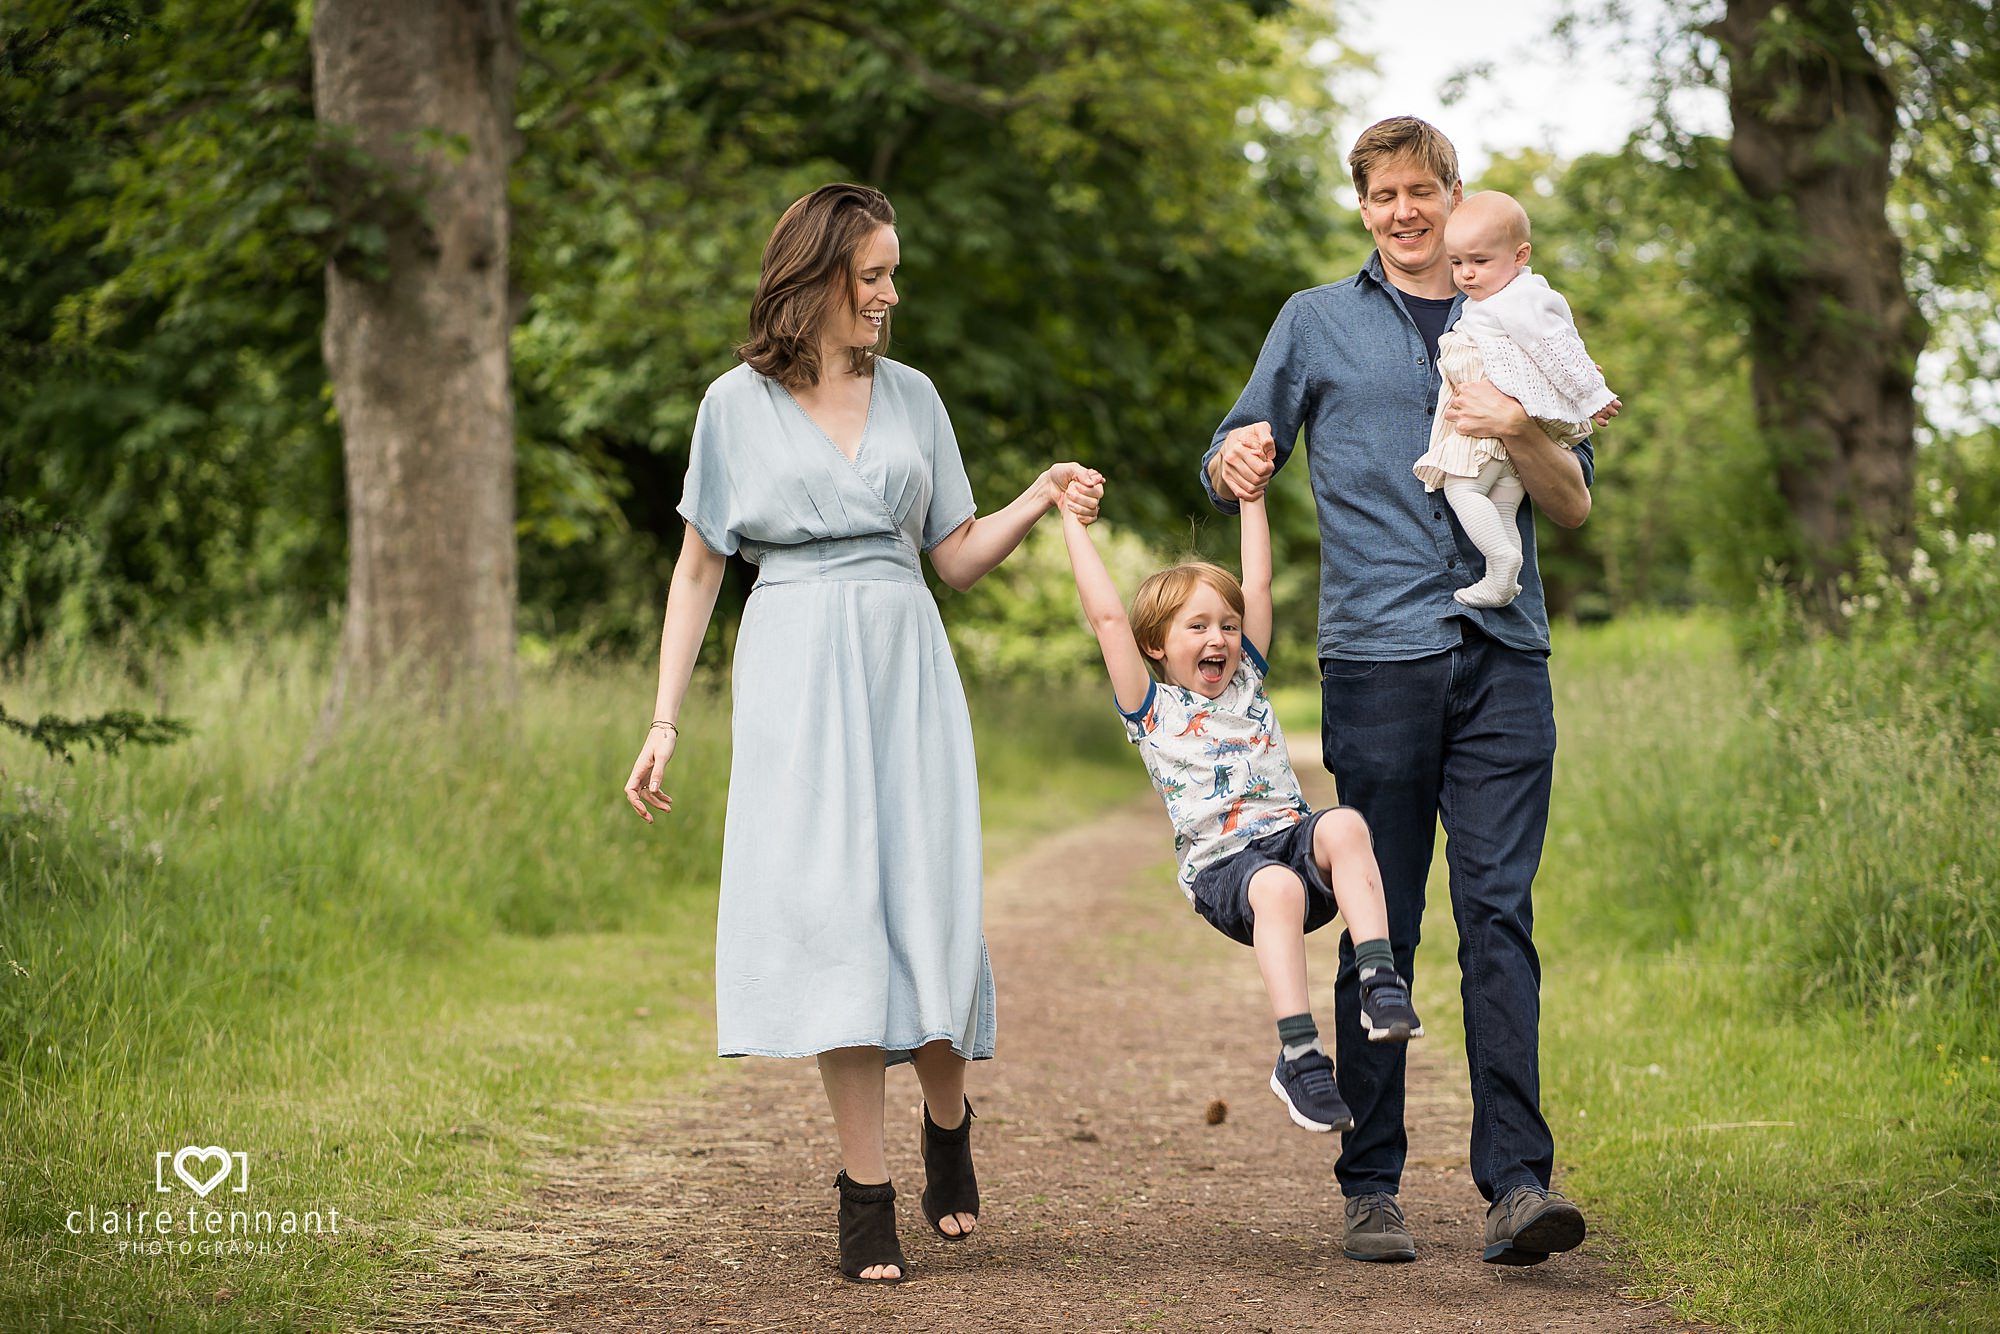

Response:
(624, 726), (678, 823)
(1062, 477), (1103, 523)
(1047, 462), (1104, 522)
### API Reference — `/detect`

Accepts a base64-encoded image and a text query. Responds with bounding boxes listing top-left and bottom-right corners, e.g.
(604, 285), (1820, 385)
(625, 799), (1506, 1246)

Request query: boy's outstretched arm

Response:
(1059, 496), (1154, 716)
(1239, 492), (1273, 655)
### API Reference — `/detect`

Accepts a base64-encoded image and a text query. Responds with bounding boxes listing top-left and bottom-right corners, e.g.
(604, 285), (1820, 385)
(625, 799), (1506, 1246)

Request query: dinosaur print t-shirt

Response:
(1118, 638), (1311, 901)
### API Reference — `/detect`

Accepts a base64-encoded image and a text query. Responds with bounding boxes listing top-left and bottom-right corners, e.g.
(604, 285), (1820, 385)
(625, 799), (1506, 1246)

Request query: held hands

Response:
(1061, 478), (1101, 522)
(1217, 422), (1277, 501)
(623, 724), (677, 824)
(1046, 462), (1104, 522)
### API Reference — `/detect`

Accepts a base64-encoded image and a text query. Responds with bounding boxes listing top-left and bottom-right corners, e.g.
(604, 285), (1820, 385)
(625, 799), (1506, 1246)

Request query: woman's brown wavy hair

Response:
(738, 183), (896, 390)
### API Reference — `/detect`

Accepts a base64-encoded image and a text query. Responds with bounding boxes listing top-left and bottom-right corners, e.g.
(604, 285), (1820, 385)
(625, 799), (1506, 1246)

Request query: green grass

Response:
(7, 616), (1995, 1330)
(1540, 616), (1997, 1332)
(1282, 615), (1997, 1331)
(0, 639), (1132, 1329)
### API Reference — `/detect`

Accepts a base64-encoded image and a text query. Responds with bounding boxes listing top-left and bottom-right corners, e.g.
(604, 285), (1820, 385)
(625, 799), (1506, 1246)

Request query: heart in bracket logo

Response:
(172, 1145), (234, 1198)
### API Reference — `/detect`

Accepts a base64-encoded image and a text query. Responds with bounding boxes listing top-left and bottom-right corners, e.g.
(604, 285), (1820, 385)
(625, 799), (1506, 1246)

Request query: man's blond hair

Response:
(1347, 116), (1460, 198)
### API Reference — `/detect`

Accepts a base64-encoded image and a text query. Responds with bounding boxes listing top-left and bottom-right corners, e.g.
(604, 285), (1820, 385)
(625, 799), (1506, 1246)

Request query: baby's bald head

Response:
(1450, 191), (1531, 249)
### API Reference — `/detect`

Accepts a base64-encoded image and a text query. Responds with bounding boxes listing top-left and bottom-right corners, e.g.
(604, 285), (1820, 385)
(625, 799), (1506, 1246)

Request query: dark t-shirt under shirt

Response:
(1401, 292), (1457, 366)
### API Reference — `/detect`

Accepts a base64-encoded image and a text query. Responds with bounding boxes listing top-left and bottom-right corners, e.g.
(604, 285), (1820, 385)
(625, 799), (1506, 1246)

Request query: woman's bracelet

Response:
(650, 719), (679, 734)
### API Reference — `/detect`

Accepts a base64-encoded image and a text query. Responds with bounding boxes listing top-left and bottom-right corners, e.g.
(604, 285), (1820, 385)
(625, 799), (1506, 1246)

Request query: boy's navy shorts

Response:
(1188, 807), (1356, 947)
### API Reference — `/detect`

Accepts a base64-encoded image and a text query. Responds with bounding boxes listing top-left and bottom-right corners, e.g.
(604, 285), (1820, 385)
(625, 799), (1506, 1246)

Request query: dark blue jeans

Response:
(1320, 623), (1557, 1203)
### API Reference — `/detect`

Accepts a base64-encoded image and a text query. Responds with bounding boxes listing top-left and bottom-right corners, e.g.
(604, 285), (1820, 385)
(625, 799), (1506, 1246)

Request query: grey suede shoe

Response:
(1342, 1192), (1417, 1262)
(1482, 1185), (1587, 1265)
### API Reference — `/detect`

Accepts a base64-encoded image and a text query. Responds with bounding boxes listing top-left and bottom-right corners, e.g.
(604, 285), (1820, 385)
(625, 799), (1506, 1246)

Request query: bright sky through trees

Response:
(1332, 0), (1987, 431)
(1330, 0), (1728, 187)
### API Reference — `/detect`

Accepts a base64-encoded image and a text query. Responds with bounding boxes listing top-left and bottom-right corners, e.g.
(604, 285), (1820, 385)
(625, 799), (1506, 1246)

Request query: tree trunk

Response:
(1713, 0), (1926, 616)
(312, 0), (520, 702)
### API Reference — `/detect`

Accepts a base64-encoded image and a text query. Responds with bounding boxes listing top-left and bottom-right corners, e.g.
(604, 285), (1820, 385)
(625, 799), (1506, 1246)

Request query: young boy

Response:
(1058, 481), (1421, 1133)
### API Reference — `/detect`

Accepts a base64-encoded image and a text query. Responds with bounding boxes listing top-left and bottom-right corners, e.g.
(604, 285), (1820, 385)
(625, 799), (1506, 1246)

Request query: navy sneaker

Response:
(1269, 1048), (1352, 1132)
(1359, 969), (1424, 1043)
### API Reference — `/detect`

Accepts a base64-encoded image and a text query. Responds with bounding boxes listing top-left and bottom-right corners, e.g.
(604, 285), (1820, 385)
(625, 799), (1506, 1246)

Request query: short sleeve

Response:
(1119, 679), (1189, 745)
(921, 386), (977, 550)
(1237, 637), (1270, 694)
(1572, 435), (1597, 488)
(676, 390), (740, 557)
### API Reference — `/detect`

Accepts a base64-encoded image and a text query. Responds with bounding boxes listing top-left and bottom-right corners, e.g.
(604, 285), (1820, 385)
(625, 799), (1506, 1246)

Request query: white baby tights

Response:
(1444, 460), (1526, 608)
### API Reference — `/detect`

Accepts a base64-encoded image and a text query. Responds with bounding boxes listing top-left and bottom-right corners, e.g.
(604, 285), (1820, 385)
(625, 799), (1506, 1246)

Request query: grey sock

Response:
(1277, 1012), (1321, 1061)
(1354, 937), (1396, 981)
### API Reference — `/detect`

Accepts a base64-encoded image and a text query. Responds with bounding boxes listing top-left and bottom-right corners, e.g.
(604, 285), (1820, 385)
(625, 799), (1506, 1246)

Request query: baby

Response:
(1413, 191), (1620, 608)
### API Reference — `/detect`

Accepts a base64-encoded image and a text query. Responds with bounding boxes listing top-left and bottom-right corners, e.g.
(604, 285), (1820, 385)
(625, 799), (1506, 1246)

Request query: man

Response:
(1201, 116), (1612, 1266)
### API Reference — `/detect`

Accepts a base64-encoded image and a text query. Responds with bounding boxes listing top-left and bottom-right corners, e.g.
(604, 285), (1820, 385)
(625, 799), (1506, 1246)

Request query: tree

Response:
(311, 0), (522, 701)
(1585, 0), (2000, 616)
(5, 0), (1351, 662)
(1710, 0), (1925, 614)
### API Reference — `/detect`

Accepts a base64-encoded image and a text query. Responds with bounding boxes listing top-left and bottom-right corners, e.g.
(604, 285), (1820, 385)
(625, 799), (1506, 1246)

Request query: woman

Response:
(623, 183), (1101, 1284)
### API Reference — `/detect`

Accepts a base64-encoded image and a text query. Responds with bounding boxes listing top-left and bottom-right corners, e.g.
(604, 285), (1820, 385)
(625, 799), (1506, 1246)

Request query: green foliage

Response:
(1608, 0), (2000, 349)
(508, 0), (1354, 649)
(1556, 476), (2000, 1018)
(1749, 453), (2000, 731)
(1733, 464), (2000, 1012)
(0, 1), (348, 652)
(0, 701), (185, 762)
(4, 0), (1354, 658)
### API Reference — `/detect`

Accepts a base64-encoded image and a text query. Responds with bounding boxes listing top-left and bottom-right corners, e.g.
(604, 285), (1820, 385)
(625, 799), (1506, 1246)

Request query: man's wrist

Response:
(1206, 455), (1234, 501)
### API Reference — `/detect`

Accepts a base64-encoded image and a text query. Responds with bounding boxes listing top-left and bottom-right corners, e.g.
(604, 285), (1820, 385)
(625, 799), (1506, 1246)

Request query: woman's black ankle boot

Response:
(920, 1098), (979, 1240)
(835, 1171), (907, 1283)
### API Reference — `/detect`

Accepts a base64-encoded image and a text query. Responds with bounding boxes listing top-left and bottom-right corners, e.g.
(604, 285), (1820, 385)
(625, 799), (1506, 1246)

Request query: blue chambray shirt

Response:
(1201, 252), (1595, 663)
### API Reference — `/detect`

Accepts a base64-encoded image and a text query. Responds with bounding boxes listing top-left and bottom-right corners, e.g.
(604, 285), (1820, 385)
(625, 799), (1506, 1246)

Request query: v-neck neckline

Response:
(779, 372), (877, 468)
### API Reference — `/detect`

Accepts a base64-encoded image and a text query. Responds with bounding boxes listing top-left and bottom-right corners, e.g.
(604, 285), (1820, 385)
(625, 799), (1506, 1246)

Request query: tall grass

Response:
(0, 636), (1133, 1329)
(1540, 613), (1999, 1332)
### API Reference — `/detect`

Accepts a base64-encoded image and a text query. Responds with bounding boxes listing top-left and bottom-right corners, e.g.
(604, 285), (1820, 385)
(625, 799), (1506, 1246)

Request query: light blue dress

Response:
(677, 359), (996, 1064)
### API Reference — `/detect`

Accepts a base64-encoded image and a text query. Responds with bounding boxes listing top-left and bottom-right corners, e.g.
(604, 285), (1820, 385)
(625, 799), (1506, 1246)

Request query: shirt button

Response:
(1434, 511), (1443, 520)
(1447, 558), (1458, 569)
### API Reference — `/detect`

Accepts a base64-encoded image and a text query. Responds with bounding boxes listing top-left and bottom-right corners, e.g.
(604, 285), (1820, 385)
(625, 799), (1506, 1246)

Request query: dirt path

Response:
(393, 779), (1700, 1333)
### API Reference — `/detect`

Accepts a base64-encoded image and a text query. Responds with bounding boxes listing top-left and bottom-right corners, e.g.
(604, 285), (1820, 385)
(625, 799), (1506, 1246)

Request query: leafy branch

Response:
(0, 703), (188, 763)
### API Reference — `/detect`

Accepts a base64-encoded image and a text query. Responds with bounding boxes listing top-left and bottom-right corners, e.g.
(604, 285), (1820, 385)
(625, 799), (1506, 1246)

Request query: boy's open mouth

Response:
(1198, 654), (1228, 684)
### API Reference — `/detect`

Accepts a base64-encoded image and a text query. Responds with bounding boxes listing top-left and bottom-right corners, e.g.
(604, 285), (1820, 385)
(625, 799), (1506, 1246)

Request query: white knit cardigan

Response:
(1455, 269), (1616, 423)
